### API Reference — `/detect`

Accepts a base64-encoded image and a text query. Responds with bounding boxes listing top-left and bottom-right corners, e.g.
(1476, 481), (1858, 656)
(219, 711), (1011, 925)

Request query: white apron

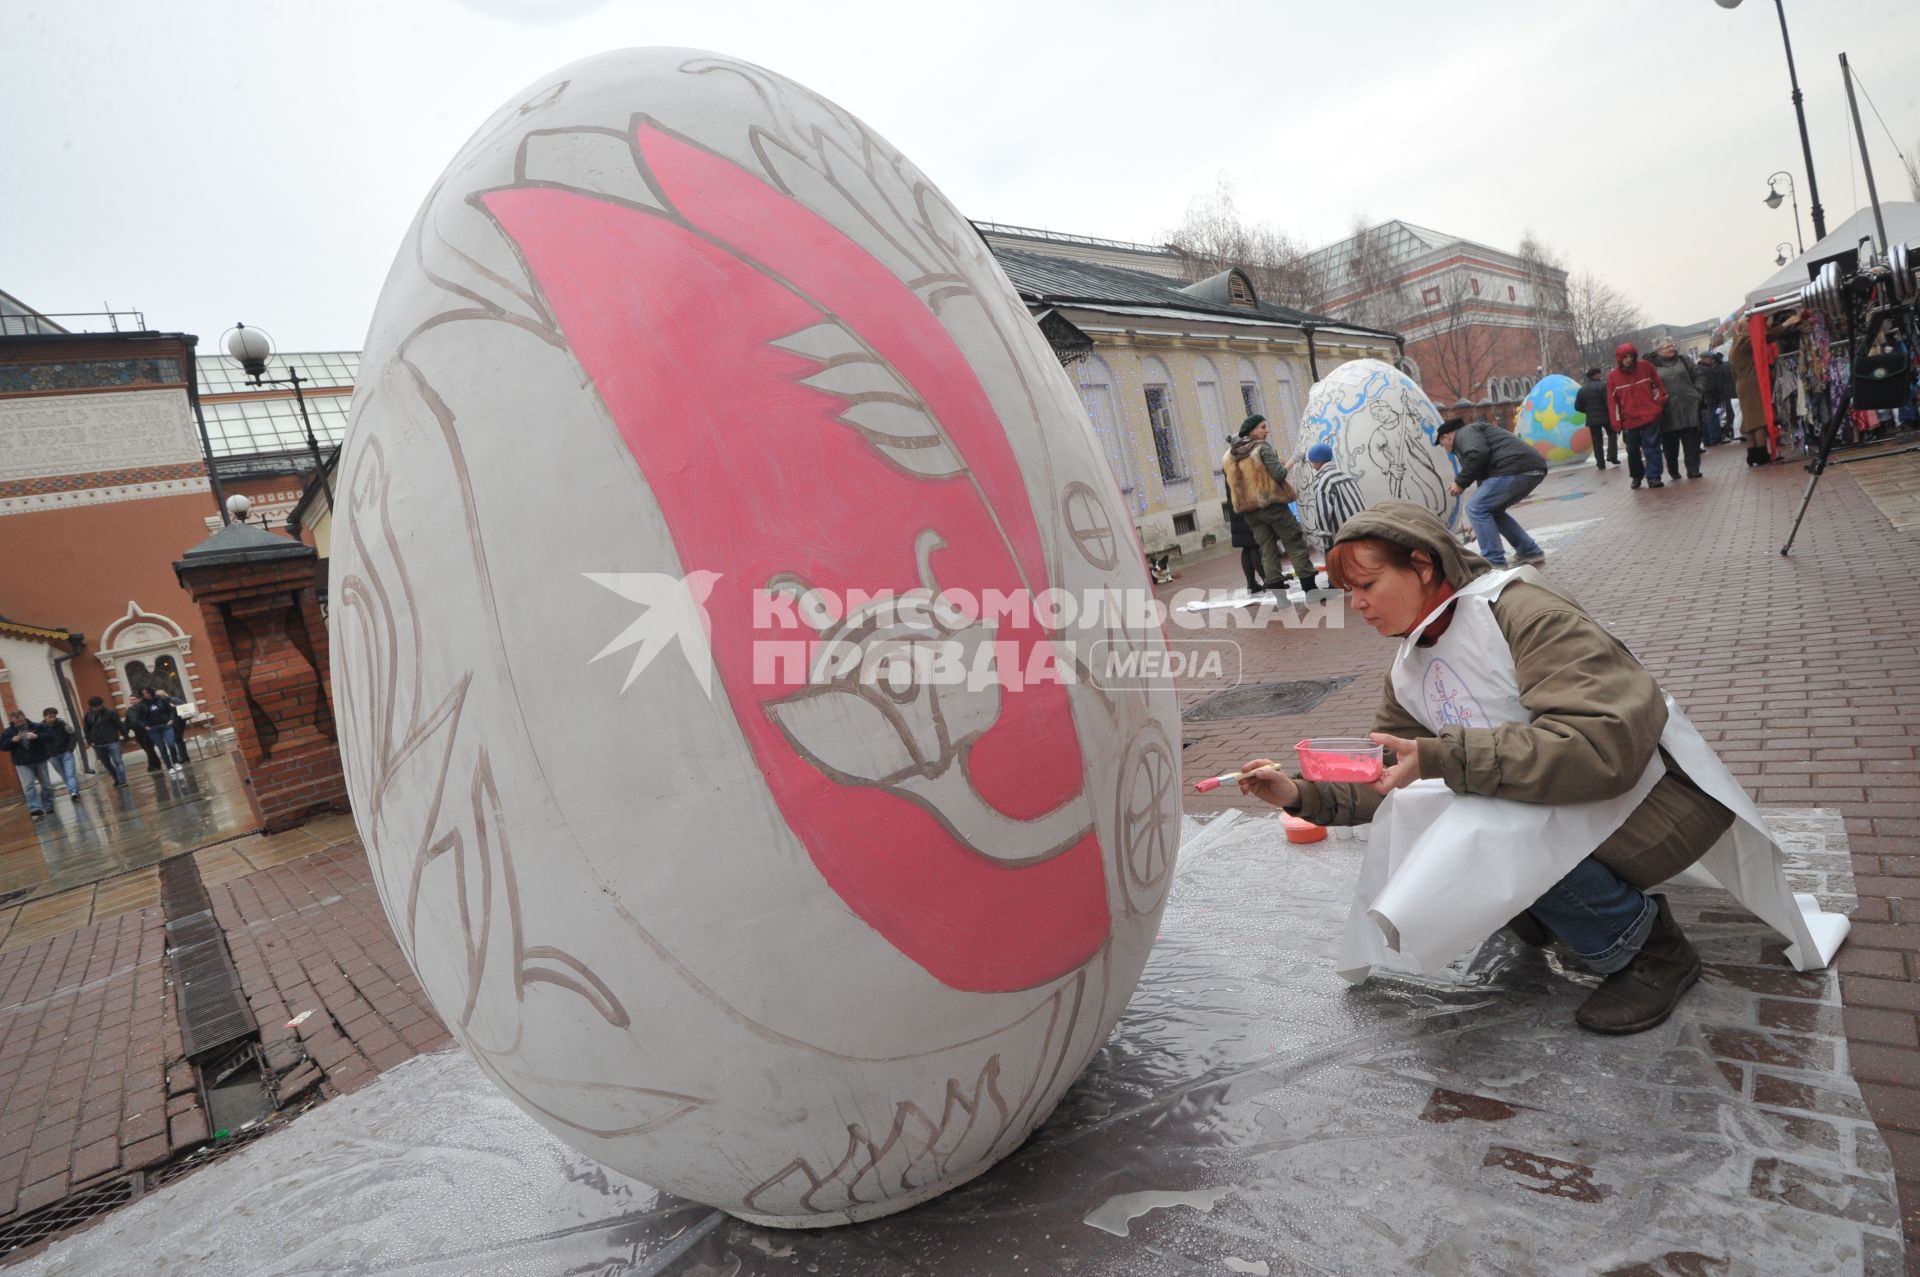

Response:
(1336, 569), (1848, 982)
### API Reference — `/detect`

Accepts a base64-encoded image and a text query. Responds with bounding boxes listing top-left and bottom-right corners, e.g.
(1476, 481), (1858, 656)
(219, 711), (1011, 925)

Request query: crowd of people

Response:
(1, 687), (193, 818)
(1579, 339), (1742, 489)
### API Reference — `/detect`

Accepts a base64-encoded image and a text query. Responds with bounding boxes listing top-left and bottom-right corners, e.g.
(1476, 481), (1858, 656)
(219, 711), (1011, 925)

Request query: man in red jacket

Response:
(1606, 342), (1668, 490)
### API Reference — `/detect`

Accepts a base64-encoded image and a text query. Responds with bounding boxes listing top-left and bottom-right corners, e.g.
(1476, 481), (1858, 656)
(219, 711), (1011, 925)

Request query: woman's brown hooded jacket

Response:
(1288, 501), (1728, 888)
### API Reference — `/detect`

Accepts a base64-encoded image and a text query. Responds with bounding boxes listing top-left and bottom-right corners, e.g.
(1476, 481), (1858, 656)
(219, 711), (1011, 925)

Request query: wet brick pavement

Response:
(0, 836), (447, 1239)
(1173, 443), (1920, 1263)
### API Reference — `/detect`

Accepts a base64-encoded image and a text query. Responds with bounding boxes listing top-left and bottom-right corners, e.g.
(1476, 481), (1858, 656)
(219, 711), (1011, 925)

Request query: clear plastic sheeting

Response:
(26, 809), (1900, 1276)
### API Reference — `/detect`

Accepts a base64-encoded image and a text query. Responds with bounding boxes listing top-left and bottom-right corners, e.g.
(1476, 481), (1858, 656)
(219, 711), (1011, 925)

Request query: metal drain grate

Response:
(157, 853), (211, 919)
(1181, 676), (1356, 722)
(171, 940), (256, 1064)
(159, 856), (257, 1065)
(0, 1174), (137, 1258)
(164, 910), (220, 950)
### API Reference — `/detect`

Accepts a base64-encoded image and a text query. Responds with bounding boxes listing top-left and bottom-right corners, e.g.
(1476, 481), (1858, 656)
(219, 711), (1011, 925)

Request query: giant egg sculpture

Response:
(330, 49), (1181, 1225)
(1290, 358), (1460, 542)
(1515, 373), (1593, 464)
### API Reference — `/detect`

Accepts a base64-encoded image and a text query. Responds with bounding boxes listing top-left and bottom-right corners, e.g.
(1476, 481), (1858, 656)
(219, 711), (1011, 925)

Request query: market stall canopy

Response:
(1746, 201), (1920, 308)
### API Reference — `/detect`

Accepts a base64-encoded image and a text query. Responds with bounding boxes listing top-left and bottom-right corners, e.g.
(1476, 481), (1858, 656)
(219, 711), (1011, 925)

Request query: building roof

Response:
(972, 222), (1190, 281)
(1611, 319), (1717, 351)
(1302, 219), (1561, 303)
(989, 246), (1400, 339)
(0, 615), (75, 646)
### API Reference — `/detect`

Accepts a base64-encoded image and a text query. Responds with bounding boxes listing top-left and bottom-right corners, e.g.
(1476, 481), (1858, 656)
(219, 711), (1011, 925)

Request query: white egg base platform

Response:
(22, 810), (1900, 1276)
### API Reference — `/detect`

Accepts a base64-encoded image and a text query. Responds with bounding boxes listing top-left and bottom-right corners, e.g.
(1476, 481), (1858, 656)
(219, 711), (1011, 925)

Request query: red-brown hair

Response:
(1324, 536), (1443, 591)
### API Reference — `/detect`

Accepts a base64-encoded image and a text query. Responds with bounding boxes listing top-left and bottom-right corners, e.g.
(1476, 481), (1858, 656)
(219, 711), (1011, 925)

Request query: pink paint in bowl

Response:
(1294, 738), (1385, 783)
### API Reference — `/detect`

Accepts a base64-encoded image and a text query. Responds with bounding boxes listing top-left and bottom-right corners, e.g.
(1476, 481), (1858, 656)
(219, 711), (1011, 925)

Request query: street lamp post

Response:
(1773, 242), (1795, 266)
(1717, 0), (1827, 241)
(221, 323), (334, 516)
(1764, 171), (1806, 254)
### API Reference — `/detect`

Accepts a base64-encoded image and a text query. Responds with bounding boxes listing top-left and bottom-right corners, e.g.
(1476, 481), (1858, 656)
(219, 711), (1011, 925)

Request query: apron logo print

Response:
(1422, 658), (1485, 727)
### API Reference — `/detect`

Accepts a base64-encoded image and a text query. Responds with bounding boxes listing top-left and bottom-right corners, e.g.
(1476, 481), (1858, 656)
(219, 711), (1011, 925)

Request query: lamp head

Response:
(224, 323), (273, 380)
(1765, 186), (1784, 210)
(1776, 250), (1789, 266)
(226, 494), (253, 521)
(1714, 0), (1743, 8)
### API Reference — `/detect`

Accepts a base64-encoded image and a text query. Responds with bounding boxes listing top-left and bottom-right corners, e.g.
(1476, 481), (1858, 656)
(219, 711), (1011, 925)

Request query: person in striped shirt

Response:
(1307, 443), (1367, 545)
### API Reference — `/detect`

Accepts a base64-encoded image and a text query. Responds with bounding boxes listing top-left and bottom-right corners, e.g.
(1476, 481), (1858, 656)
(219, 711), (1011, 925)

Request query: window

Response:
(1075, 355), (1142, 509)
(124, 658), (185, 701)
(1422, 287), (1441, 306)
(1237, 356), (1265, 420)
(1141, 357), (1190, 484)
(1144, 386), (1185, 481)
(151, 655), (187, 700)
(1193, 357), (1228, 445)
(1470, 278), (1481, 296)
(1508, 285), (1517, 300)
(1171, 511), (1196, 536)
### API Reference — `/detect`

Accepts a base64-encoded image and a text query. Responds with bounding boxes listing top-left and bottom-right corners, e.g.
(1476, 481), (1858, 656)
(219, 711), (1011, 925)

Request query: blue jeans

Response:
(1466, 472), (1544, 565)
(1623, 425), (1664, 484)
(1523, 856), (1656, 974)
(13, 763), (51, 813)
(94, 742), (127, 786)
(49, 750), (78, 796)
(150, 724), (184, 767)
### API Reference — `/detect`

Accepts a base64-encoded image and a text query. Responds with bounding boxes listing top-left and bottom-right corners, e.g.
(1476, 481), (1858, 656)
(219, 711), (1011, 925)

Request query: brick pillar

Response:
(174, 523), (347, 832)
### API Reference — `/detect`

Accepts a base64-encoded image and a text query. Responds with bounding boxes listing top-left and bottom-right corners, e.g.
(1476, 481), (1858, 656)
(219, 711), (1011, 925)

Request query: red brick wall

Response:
(177, 554), (346, 832)
(0, 493), (229, 717)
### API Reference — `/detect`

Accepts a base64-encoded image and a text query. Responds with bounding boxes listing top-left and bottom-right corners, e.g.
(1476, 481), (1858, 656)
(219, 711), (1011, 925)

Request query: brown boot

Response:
(1574, 895), (1701, 1035)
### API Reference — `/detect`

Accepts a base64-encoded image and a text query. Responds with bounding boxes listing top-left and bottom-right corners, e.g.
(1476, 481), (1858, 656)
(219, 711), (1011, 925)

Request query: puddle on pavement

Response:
(18, 809), (1900, 1276)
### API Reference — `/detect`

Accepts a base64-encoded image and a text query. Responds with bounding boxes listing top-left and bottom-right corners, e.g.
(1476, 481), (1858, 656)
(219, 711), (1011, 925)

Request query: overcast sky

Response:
(6, 0), (1918, 353)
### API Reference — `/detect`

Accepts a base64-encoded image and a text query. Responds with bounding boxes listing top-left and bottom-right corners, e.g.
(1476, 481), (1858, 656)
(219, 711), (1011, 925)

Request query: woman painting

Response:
(1236, 501), (1843, 1034)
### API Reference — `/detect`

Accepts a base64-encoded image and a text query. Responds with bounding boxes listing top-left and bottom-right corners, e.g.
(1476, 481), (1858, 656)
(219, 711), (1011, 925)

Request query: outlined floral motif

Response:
(334, 436), (707, 1139)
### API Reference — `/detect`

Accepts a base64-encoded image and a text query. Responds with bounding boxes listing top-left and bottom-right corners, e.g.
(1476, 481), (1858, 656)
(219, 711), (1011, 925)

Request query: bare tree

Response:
(1165, 177), (1323, 310)
(1421, 269), (1505, 406)
(1906, 136), (1920, 202)
(1565, 271), (1647, 370)
(1516, 231), (1578, 373)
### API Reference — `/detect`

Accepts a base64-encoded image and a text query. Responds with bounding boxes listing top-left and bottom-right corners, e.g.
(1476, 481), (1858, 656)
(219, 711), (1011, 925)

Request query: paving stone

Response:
(167, 1105), (208, 1153)
(1749, 1156), (1898, 1229)
(69, 1137), (118, 1186)
(119, 1133), (168, 1172)
(14, 1173), (68, 1217)
(1701, 1026), (1836, 1072)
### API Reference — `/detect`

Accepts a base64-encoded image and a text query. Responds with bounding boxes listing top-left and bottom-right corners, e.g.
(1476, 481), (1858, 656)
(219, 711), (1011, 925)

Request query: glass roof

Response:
(199, 390), (351, 458)
(195, 351), (359, 395)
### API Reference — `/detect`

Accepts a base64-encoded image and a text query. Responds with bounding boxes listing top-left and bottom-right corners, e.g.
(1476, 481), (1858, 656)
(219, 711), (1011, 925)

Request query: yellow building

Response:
(984, 231), (1402, 562)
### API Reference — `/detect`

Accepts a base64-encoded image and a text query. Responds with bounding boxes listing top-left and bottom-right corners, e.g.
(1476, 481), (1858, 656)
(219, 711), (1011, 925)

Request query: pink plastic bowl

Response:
(1294, 738), (1384, 783)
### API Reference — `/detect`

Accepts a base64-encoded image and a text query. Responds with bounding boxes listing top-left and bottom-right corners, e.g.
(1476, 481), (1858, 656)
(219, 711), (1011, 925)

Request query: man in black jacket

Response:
(1573, 368), (1619, 470)
(1437, 416), (1549, 568)
(1, 708), (53, 817)
(84, 696), (130, 787)
(37, 708), (81, 802)
(1697, 352), (1736, 445)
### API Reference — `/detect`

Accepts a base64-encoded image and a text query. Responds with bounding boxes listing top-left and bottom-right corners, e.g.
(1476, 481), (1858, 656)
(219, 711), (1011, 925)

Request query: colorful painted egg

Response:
(330, 49), (1180, 1226)
(1290, 358), (1460, 540)
(1516, 373), (1592, 464)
